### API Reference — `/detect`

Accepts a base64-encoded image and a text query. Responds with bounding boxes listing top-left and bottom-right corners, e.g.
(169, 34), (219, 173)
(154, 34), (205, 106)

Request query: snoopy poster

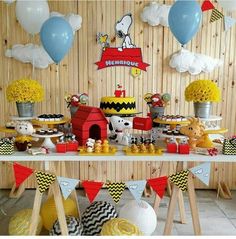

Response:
(95, 13), (149, 72)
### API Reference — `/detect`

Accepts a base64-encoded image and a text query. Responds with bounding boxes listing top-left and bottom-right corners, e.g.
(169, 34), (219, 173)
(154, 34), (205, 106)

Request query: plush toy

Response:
(180, 117), (213, 149)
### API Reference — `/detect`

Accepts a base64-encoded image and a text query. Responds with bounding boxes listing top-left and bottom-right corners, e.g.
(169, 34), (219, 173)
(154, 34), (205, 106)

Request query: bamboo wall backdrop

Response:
(0, 0), (236, 189)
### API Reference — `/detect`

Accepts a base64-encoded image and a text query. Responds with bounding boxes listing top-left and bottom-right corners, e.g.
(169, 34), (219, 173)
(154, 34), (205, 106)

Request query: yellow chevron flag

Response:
(210, 9), (224, 23)
(170, 170), (189, 192)
(36, 171), (56, 193)
(106, 182), (126, 204)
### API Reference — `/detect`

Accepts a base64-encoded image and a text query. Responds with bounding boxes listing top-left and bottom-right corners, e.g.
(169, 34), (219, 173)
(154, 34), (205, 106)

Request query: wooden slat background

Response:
(0, 0), (235, 189)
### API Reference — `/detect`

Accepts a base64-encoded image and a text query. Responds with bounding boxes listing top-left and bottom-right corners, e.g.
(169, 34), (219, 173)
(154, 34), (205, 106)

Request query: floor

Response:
(1, 189), (236, 236)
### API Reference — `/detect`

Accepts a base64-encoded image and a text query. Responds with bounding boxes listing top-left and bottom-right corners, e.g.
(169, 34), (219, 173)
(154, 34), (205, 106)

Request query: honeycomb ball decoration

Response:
(40, 197), (78, 231)
(101, 218), (143, 236)
(81, 201), (118, 235)
(9, 209), (42, 235)
(119, 200), (157, 235)
(50, 216), (83, 236)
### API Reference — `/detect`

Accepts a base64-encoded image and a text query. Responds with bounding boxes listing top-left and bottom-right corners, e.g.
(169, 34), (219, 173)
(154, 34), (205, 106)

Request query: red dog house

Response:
(71, 106), (108, 145)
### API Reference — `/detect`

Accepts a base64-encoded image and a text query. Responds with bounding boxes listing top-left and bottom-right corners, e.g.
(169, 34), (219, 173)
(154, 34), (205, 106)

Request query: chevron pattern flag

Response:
(13, 163), (33, 188)
(106, 182), (126, 204)
(36, 171), (56, 193)
(82, 180), (103, 203)
(147, 176), (168, 199)
(210, 9), (224, 23)
(126, 180), (146, 202)
(57, 177), (79, 200)
(170, 170), (189, 192)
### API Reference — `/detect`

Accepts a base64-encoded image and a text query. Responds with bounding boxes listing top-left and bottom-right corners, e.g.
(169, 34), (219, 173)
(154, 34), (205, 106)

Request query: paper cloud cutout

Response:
(140, 2), (171, 27)
(5, 11), (82, 68)
(169, 48), (223, 75)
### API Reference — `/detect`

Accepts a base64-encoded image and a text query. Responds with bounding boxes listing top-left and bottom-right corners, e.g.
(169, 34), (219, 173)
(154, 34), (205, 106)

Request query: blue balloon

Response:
(40, 17), (74, 64)
(168, 0), (202, 46)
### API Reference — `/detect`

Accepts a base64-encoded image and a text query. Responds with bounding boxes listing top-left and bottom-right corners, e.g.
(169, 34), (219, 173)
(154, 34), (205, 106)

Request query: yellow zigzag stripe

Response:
(36, 171), (56, 193)
(106, 183), (126, 204)
(210, 9), (224, 23)
(170, 170), (189, 192)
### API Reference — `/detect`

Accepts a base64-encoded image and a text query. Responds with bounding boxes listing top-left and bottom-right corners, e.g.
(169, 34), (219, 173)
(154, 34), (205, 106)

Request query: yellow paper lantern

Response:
(101, 218), (143, 236)
(9, 209), (42, 235)
(40, 197), (78, 230)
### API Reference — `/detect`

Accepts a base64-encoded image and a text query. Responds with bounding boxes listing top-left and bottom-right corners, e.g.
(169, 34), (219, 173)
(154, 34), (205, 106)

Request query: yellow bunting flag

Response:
(210, 9), (224, 23)
(170, 170), (189, 192)
(106, 182), (126, 204)
(36, 171), (56, 193)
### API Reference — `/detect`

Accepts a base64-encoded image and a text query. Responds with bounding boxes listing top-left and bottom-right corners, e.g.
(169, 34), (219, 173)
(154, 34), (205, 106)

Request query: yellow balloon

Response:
(40, 197), (78, 230)
(9, 209), (42, 235)
(101, 218), (143, 236)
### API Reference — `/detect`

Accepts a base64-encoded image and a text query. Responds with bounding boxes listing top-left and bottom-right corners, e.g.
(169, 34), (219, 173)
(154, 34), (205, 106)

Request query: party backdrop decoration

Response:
(13, 163), (33, 188)
(170, 170), (189, 192)
(57, 176), (79, 200)
(169, 48), (223, 75)
(168, 0), (202, 46)
(140, 2), (171, 27)
(210, 9), (224, 23)
(40, 16), (74, 64)
(224, 16), (236, 31)
(126, 180), (146, 202)
(3, 0), (15, 4)
(201, 0), (215, 12)
(36, 171), (56, 193)
(218, 0), (236, 12)
(147, 176), (168, 199)
(96, 14), (149, 71)
(16, 0), (50, 35)
(190, 162), (211, 186)
(106, 182), (126, 204)
(82, 180), (103, 203)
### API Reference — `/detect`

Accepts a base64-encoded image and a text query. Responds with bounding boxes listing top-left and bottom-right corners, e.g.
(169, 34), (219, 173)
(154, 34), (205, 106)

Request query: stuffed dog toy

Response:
(115, 13), (135, 51)
(109, 116), (132, 145)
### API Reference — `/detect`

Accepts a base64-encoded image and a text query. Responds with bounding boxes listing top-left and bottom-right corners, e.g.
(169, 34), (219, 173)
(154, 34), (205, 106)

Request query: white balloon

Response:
(218, 0), (236, 12)
(3, 0), (16, 4)
(16, 0), (50, 35)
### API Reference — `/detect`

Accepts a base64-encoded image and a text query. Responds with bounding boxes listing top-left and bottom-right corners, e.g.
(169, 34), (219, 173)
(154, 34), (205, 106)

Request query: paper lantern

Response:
(50, 216), (83, 235)
(81, 201), (118, 235)
(40, 197), (78, 230)
(119, 200), (157, 235)
(9, 209), (42, 235)
(101, 218), (143, 236)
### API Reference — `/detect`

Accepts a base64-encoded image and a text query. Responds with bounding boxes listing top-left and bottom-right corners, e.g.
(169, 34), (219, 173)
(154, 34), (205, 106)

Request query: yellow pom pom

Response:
(40, 197), (78, 230)
(9, 209), (42, 235)
(101, 218), (143, 236)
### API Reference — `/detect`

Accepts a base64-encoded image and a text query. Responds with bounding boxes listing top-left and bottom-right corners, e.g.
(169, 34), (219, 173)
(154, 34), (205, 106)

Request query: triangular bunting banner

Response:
(36, 171), (56, 193)
(190, 162), (211, 186)
(82, 180), (103, 203)
(13, 163), (33, 188)
(210, 9), (224, 23)
(106, 182), (126, 204)
(170, 170), (189, 192)
(201, 0), (215, 12)
(224, 16), (236, 31)
(147, 176), (168, 199)
(126, 180), (146, 202)
(57, 176), (79, 200)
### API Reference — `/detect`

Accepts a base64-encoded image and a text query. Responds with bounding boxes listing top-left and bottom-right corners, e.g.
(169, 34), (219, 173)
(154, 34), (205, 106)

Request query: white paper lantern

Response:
(119, 200), (157, 235)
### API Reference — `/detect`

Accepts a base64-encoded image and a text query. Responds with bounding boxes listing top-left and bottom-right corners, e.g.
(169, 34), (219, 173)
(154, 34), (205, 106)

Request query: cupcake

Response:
(47, 129), (54, 135)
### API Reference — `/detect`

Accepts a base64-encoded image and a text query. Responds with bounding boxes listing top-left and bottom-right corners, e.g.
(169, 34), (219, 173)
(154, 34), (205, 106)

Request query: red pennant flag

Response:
(82, 180), (103, 203)
(201, 0), (215, 12)
(13, 163), (34, 188)
(147, 176), (168, 199)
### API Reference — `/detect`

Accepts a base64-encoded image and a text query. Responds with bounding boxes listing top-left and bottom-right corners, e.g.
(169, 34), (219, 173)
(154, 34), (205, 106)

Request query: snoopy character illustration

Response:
(115, 13), (135, 51)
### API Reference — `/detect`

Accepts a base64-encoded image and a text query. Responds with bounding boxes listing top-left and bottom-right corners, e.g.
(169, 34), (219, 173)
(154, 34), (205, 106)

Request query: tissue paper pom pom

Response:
(185, 80), (221, 103)
(101, 218), (143, 236)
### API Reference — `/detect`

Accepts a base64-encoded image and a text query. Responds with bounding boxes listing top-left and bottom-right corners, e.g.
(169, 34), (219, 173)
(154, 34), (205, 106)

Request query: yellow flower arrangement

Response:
(6, 78), (44, 103)
(185, 80), (221, 103)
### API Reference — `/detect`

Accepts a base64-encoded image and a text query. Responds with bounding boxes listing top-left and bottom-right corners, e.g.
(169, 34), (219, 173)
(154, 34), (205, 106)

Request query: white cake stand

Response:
(10, 116), (36, 121)
(31, 132), (64, 149)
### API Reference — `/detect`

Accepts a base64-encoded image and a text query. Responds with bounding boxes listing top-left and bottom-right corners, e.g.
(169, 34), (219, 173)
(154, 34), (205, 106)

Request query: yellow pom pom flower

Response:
(185, 80), (221, 103)
(6, 78), (44, 103)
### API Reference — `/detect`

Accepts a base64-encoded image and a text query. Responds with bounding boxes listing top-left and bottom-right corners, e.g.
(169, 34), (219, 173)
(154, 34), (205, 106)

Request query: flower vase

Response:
(16, 102), (34, 117)
(194, 102), (212, 119)
(150, 106), (165, 120)
(70, 105), (79, 118)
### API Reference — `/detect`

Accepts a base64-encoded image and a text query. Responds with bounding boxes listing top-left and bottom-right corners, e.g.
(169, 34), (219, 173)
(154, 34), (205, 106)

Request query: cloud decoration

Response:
(140, 2), (171, 27)
(3, 0), (16, 4)
(169, 48), (223, 75)
(5, 11), (82, 68)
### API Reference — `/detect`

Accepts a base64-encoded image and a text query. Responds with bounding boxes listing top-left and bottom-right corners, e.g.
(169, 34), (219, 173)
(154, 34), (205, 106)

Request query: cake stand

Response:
(31, 132), (64, 149)
(31, 117), (70, 128)
(10, 116), (36, 121)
